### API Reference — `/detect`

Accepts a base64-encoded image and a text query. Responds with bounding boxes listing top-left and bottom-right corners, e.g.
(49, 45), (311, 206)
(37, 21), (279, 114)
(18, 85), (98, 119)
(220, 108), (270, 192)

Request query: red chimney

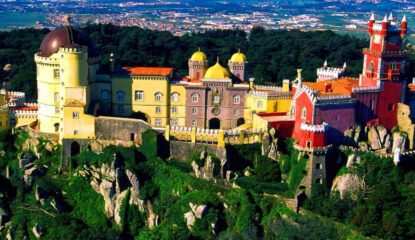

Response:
(324, 83), (332, 93)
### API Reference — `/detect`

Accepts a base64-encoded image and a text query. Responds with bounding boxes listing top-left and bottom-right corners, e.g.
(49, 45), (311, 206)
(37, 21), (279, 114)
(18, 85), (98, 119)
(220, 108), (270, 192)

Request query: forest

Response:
(0, 24), (382, 101)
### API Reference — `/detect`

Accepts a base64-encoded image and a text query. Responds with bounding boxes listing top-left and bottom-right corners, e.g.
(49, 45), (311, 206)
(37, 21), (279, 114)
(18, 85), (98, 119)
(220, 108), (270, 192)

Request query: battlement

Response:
(254, 85), (283, 91)
(60, 46), (88, 54)
(249, 90), (292, 99)
(352, 85), (381, 93)
(300, 122), (328, 133)
(316, 94), (352, 101)
(10, 110), (38, 117)
(362, 48), (408, 58)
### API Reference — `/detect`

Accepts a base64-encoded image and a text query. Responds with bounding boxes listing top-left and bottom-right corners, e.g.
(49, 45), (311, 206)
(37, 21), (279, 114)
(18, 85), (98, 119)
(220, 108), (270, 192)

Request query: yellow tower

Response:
(34, 15), (100, 141)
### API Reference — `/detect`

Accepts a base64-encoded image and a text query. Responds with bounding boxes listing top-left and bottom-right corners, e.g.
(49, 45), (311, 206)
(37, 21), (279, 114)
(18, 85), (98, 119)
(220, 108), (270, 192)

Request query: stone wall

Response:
(95, 116), (153, 143)
(169, 141), (226, 161)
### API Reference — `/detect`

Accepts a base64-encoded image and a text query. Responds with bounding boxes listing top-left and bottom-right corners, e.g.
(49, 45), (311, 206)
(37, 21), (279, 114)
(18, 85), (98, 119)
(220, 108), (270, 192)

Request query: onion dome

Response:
(39, 15), (98, 58)
(204, 58), (230, 79)
(230, 49), (247, 63)
(190, 48), (207, 62)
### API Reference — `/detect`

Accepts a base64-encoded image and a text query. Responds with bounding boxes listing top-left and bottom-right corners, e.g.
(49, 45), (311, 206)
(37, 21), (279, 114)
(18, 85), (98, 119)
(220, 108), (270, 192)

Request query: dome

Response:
(39, 24), (98, 58)
(190, 49), (207, 62)
(204, 60), (230, 79)
(230, 51), (247, 63)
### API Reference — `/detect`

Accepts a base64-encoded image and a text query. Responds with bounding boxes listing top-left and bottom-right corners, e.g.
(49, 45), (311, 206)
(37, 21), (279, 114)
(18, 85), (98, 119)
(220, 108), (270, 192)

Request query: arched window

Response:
(233, 95), (241, 104)
(192, 93), (199, 103)
(155, 106), (161, 114)
(171, 92), (179, 102)
(135, 91), (143, 101)
(101, 90), (109, 100)
(117, 91), (125, 102)
(155, 92), (162, 102)
(172, 118), (178, 126)
(257, 101), (263, 108)
(301, 107), (307, 119)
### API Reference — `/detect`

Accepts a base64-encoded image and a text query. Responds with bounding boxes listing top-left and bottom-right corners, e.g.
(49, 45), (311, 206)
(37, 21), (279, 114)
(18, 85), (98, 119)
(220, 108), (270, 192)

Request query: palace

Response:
(0, 13), (414, 193)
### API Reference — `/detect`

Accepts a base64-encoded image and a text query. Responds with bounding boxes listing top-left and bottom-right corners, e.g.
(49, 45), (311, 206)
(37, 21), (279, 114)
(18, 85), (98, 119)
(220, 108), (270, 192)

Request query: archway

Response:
(131, 111), (151, 124)
(237, 118), (245, 127)
(70, 141), (80, 157)
(209, 118), (221, 129)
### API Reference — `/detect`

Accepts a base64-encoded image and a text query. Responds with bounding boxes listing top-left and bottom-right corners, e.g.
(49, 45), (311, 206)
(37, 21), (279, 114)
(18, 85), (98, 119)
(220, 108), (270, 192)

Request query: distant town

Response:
(0, 0), (414, 39)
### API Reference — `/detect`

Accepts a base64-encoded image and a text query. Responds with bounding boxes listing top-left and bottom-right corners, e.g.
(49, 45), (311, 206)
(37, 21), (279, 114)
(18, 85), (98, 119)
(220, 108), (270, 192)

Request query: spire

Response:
(388, 12), (393, 21)
(402, 14), (407, 22)
(216, 56), (219, 63)
(370, 12), (375, 21)
(323, 60), (327, 68)
(198, 47), (201, 52)
(383, 14), (388, 22)
(343, 62), (347, 71)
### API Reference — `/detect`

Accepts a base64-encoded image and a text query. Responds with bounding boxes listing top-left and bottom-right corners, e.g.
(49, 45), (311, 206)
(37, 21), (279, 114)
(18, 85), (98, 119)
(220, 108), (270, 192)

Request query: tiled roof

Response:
(9, 106), (38, 111)
(408, 84), (415, 92)
(119, 67), (173, 76)
(303, 78), (359, 96)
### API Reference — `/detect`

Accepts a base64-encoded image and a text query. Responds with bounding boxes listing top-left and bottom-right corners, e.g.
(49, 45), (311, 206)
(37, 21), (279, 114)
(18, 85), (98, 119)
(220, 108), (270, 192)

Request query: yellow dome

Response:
(204, 61), (230, 79)
(190, 50), (207, 62)
(230, 52), (247, 63)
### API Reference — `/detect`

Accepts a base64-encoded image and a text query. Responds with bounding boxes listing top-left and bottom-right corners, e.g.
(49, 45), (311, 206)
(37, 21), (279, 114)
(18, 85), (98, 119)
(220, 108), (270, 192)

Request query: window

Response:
(55, 107), (60, 114)
(172, 106), (178, 114)
(74, 130), (78, 135)
(118, 105), (124, 113)
(234, 109), (240, 116)
(257, 101), (263, 108)
(306, 141), (311, 148)
(172, 118), (178, 126)
(73, 112), (79, 119)
(117, 91), (125, 101)
(54, 92), (60, 102)
(301, 107), (307, 119)
(192, 120), (197, 126)
(233, 95), (241, 104)
(155, 92), (162, 102)
(192, 93), (199, 103)
(388, 103), (394, 111)
(192, 107), (197, 115)
(213, 95), (220, 104)
(135, 91), (143, 101)
(368, 61), (375, 73)
(101, 90), (109, 100)
(155, 118), (162, 126)
(54, 69), (60, 78)
(156, 106), (161, 114)
(171, 93), (179, 102)
(390, 61), (397, 70)
(315, 178), (323, 184)
(316, 163), (322, 169)
(370, 100), (374, 110)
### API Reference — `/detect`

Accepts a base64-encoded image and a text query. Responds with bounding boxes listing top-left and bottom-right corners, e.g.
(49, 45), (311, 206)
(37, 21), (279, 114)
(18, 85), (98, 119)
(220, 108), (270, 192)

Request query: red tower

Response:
(360, 13), (408, 129)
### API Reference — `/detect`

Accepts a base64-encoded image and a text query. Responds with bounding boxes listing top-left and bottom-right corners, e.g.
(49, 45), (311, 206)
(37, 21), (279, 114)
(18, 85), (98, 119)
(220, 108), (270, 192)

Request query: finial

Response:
(110, 53), (114, 58)
(198, 47), (201, 52)
(370, 12), (375, 21)
(388, 12), (393, 21)
(343, 62), (347, 68)
(64, 14), (71, 26)
(383, 14), (388, 22)
(217, 56), (219, 63)
(323, 60), (327, 67)
(402, 14), (407, 22)
(238, 48), (241, 53)
(297, 69), (302, 79)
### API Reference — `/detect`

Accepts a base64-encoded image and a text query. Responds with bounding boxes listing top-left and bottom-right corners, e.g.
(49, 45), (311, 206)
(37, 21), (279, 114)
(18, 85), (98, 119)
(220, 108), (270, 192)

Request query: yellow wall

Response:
(252, 114), (268, 131)
(170, 84), (186, 127)
(62, 106), (95, 140)
(397, 103), (415, 149)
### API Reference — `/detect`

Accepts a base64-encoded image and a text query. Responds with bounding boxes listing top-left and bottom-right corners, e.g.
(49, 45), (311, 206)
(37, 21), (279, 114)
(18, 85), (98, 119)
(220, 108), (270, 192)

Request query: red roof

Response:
(303, 77), (359, 96)
(121, 67), (173, 76)
(408, 84), (415, 92)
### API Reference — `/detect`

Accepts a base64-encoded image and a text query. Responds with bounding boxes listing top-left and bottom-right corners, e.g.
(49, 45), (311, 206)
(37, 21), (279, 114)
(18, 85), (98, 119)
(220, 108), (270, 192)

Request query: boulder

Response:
(331, 173), (363, 200)
(343, 125), (362, 146)
(268, 143), (278, 161)
(35, 186), (47, 204)
(184, 211), (195, 231)
(126, 170), (140, 205)
(392, 132), (407, 153)
(191, 161), (201, 178)
(211, 222), (219, 234)
(50, 198), (65, 213)
(367, 125), (390, 151)
(24, 167), (42, 177)
(6, 228), (14, 240)
(262, 133), (272, 156)
(114, 190), (129, 225)
(194, 205), (208, 219)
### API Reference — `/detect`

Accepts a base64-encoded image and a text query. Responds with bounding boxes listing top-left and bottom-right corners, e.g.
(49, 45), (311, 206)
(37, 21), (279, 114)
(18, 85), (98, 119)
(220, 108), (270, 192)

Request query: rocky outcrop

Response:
(366, 125), (390, 152)
(18, 152), (44, 187)
(32, 223), (42, 239)
(392, 132), (407, 153)
(331, 173), (363, 200)
(262, 128), (279, 161)
(346, 154), (361, 168)
(75, 154), (159, 228)
(191, 151), (222, 182)
(343, 125), (362, 147)
(0, 207), (9, 227)
(184, 202), (208, 231)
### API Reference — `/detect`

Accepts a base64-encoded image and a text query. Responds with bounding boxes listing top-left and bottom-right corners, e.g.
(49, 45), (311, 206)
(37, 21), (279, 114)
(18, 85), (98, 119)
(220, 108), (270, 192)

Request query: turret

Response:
(401, 14), (407, 38)
(381, 15), (388, 35)
(388, 12), (394, 22)
(368, 13), (375, 35)
(343, 62), (347, 72)
(323, 60), (327, 68)
(249, 77), (255, 90)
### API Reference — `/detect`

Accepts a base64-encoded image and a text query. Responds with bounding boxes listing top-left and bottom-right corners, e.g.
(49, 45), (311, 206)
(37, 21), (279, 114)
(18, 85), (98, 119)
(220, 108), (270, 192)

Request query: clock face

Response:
(388, 35), (400, 45)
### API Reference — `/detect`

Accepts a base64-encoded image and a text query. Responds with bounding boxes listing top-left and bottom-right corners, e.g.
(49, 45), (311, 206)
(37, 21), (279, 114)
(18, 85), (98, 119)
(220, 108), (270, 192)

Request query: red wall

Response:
(377, 81), (403, 129)
(352, 91), (379, 125)
(292, 92), (314, 142)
